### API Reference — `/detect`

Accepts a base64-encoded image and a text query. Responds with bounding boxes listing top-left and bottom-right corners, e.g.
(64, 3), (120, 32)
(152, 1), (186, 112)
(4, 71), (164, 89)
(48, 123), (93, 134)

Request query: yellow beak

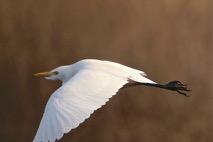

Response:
(34, 71), (50, 77)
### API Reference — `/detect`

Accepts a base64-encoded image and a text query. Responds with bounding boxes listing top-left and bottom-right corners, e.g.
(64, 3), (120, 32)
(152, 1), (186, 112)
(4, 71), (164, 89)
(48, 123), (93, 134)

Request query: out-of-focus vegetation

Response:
(0, 0), (212, 142)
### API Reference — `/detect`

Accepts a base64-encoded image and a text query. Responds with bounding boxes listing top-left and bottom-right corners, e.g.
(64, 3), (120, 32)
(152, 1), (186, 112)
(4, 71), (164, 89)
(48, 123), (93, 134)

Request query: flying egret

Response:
(33, 59), (190, 142)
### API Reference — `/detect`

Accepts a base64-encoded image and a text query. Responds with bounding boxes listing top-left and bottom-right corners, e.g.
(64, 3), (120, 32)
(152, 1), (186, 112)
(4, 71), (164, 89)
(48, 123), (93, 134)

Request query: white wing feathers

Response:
(101, 60), (156, 84)
(33, 69), (129, 142)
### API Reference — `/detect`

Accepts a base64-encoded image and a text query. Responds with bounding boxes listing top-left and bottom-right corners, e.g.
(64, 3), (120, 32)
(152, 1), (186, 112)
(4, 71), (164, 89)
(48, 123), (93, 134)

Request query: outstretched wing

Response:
(33, 69), (129, 142)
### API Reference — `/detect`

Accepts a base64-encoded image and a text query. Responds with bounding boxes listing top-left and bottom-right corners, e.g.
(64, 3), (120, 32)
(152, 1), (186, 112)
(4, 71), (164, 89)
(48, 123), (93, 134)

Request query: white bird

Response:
(33, 59), (190, 142)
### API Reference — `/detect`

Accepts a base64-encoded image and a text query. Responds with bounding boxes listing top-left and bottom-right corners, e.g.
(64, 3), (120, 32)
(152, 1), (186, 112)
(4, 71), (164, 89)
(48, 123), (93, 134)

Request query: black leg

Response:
(123, 80), (191, 97)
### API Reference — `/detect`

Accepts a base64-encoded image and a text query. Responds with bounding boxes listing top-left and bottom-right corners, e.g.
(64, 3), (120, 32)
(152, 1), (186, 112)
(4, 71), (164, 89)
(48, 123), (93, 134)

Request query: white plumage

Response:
(33, 59), (156, 142)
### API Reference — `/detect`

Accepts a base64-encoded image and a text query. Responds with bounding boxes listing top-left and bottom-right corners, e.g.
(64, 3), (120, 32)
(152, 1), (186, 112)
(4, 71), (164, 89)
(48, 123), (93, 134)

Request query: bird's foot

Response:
(164, 80), (191, 97)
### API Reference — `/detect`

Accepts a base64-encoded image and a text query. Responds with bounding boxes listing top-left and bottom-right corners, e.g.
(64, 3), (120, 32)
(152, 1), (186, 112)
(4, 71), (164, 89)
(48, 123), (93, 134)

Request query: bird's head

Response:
(34, 66), (69, 81)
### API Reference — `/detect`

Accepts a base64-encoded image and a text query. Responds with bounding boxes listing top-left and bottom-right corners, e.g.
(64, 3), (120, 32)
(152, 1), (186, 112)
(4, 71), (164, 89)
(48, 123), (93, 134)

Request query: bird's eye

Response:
(54, 71), (59, 75)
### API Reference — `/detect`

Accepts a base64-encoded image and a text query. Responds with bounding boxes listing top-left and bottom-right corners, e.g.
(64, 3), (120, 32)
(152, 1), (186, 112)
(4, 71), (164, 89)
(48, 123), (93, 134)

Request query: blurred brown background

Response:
(0, 0), (212, 142)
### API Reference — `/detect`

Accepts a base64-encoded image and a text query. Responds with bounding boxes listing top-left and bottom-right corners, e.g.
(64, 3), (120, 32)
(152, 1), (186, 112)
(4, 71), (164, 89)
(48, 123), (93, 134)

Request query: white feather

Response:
(33, 59), (156, 142)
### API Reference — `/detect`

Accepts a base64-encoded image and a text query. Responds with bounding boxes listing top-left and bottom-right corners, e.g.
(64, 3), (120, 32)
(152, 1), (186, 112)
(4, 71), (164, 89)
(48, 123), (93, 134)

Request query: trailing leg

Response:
(123, 80), (191, 97)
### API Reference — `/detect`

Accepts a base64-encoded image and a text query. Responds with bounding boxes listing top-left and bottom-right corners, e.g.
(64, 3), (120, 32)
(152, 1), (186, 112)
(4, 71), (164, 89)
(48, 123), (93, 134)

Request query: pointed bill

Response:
(34, 71), (50, 77)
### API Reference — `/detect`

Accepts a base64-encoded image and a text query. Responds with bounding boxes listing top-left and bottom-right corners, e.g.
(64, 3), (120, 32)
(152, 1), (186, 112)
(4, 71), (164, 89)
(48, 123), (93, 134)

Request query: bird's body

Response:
(33, 59), (190, 142)
(46, 59), (153, 83)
